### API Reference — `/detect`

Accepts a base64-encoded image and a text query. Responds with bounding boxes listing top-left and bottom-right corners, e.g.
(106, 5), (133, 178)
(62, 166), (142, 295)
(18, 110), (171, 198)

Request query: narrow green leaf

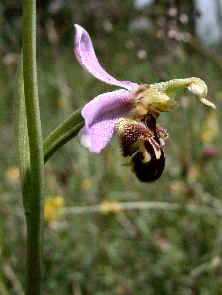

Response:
(15, 58), (32, 212)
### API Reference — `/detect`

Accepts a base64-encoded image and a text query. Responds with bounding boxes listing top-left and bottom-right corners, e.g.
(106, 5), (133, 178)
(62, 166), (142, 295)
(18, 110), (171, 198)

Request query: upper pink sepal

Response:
(74, 24), (137, 91)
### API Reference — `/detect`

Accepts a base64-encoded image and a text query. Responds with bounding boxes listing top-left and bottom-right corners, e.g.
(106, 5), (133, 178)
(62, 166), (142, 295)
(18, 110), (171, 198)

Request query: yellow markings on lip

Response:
(138, 138), (162, 164)
(149, 138), (162, 159)
(138, 143), (152, 163)
(143, 150), (151, 163)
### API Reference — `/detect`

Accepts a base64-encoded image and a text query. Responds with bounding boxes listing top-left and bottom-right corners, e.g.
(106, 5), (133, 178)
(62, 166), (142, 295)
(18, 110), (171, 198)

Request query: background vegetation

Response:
(1, 0), (222, 294)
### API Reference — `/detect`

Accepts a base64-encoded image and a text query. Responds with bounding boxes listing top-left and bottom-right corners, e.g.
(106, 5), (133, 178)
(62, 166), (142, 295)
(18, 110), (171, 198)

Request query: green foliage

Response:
(1, 18), (222, 295)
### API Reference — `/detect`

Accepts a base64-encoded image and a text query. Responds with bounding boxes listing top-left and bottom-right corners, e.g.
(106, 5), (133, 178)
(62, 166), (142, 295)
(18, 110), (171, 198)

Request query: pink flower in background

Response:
(74, 24), (138, 153)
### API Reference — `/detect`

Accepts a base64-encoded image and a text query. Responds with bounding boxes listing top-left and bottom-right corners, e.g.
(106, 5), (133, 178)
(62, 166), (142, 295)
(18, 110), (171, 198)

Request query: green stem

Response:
(22, 0), (44, 294)
(44, 109), (84, 163)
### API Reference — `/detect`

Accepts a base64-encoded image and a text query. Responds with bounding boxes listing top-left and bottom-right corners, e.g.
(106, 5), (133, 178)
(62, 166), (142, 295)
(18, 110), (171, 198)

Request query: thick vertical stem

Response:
(22, 0), (44, 294)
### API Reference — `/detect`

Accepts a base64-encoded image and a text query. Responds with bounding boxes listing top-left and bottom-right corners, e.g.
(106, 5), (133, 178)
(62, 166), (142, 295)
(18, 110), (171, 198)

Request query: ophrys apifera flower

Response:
(74, 24), (215, 182)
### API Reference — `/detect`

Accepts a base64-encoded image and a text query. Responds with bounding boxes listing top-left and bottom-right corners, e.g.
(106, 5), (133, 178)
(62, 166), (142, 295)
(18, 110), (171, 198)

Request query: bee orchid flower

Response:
(73, 24), (215, 182)
(74, 24), (138, 154)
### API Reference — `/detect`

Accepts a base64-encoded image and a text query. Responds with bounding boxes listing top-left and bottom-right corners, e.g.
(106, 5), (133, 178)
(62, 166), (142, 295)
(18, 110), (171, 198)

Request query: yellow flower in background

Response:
(44, 196), (64, 222)
(100, 201), (123, 215)
(201, 112), (219, 144)
(81, 179), (92, 191)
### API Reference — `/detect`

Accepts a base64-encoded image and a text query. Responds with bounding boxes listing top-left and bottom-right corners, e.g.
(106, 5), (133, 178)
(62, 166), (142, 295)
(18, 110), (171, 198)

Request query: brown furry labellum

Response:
(115, 115), (168, 182)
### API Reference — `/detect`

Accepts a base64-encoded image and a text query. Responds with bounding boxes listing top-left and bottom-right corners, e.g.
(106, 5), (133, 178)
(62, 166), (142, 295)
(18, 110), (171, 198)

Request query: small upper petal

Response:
(82, 89), (132, 129)
(81, 89), (133, 153)
(74, 24), (137, 91)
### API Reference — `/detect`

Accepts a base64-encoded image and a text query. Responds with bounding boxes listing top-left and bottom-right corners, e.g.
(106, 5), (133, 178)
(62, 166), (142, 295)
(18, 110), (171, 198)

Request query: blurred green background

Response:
(1, 0), (222, 294)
